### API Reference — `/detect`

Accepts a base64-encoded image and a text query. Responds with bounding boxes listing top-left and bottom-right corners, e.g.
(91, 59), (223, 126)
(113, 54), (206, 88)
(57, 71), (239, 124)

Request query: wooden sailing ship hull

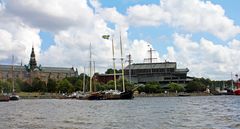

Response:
(0, 95), (10, 102)
(87, 92), (104, 100)
(103, 91), (134, 100)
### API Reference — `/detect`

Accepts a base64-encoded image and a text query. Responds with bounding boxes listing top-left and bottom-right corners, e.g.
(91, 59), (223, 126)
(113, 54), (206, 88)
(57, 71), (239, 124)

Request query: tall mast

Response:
(120, 33), (125, 92)
(231, 72), (234, 90)
(112, 36), (117, 91)
(93, 61), (96, 92)
(83, 66), (86, 93)
(12, 55), (15, 93)
(89, 43), (92, 93)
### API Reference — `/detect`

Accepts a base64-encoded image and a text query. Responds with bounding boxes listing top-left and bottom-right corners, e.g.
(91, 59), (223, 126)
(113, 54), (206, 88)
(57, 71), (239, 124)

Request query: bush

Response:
(168, 83), (184, 92)
(185, 80), (206, 92)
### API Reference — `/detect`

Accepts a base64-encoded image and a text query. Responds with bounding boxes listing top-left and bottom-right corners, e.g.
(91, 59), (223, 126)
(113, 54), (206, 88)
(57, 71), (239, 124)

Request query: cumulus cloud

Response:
(128, 40), (161, 63)
(127, 0), (240, 40)
(0, 4), (41, 65)
(127, 4), (171, 26)
(0, 0), (239, 80)
(6, 0), (95, 31)
(164, 33), (240, 80)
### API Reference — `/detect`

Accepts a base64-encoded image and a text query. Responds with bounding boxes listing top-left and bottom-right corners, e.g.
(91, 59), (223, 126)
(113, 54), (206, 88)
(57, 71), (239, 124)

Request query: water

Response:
(0, 96), (240, 129)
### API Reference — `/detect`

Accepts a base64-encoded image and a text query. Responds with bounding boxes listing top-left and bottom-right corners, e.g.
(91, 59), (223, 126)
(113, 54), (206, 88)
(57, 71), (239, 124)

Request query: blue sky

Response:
(40, 0), (240, 57)
(1, 0), (240, 80)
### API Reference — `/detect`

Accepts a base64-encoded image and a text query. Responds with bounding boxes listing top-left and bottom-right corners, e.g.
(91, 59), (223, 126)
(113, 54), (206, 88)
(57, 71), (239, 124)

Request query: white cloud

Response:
(6, 0), (95, 31)
(128, 40), (161, 63)
(164, 33), (240, 80)
(0, 6), (41, 65)
(127, 0), (240, 40)
(127, 4), (171, 26)
(1, 0), (239, 80)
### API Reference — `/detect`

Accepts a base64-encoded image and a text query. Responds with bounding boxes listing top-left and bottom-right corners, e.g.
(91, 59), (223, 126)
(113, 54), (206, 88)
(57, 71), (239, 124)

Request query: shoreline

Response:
(134, 92), (212, 97)
(16, 92), (214, 99)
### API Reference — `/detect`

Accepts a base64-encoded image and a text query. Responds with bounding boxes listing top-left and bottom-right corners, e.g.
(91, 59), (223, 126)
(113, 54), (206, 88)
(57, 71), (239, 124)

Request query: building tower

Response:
(29, 46), (37, 71)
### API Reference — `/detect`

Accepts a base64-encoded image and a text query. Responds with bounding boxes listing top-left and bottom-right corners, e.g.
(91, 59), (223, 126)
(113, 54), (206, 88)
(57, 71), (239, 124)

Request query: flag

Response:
(102, 35), (110, 39)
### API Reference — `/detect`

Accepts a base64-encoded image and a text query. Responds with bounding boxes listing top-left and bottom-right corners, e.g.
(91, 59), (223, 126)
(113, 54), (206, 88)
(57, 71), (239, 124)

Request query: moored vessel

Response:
(0, 95), (10, 102)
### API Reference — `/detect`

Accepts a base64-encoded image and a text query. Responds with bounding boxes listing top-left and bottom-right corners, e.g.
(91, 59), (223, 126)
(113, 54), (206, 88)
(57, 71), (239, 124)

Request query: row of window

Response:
(125, 68), (175, 75)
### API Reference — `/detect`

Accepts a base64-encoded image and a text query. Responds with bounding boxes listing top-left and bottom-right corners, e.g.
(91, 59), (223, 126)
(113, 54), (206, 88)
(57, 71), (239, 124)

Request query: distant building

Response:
(0, 47), (78, 83)
(124, 61), (190, 84)
(95, 61), (190, 85)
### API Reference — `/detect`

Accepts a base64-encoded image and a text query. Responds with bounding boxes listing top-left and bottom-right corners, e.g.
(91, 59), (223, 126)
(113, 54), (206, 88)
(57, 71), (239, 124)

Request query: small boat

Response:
(0, 95), (10, 102)
(178, 93), (190, 97)
(234, 89), (240, 95)
(9, 93), (20, 101)
(234, 80), (240, 95)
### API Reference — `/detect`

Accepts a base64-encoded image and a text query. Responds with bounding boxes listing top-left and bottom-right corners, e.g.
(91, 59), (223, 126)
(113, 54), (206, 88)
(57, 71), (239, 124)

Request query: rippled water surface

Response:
(1, 96), (240, 129)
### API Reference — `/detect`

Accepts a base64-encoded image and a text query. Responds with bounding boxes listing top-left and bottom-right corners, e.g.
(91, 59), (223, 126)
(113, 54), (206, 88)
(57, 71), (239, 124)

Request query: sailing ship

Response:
(101, 33), (133, 100)
(84, 43), (105, 100)
(76, 34), (133, 100)
(9, 55), (20, 101)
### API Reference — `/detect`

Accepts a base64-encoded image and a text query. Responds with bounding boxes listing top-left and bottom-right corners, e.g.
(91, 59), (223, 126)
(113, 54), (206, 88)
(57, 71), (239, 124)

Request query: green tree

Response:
(47, 78), (57, 93)
(105, 68), (122, 74)
(168, 83), (184, 92)
(105, 68), (114, 74)
(74, 79), (83, 91)
(32, 78), (46, 92)
(57, 79), (74, 93)
(145, 82), (162, 93)
(0, 80), (11, 93)
(96, 83), (106, 91)
(19, 81), (32, 92)
(105, 80), (115, 90)
(15, 78), (24, 92)
(185, 80), (206, 92)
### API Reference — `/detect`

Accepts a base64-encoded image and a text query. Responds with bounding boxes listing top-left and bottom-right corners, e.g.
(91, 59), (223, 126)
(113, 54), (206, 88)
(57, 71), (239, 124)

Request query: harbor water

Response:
(0, 96), (240, 129)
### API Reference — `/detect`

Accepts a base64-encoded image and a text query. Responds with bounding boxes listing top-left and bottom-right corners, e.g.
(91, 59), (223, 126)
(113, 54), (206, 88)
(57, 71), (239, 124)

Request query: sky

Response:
(0, 0), (240, 80)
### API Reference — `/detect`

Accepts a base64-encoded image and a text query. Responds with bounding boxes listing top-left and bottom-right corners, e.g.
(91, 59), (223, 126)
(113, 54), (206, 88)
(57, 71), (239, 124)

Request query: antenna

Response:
(144, 44), (157, 63)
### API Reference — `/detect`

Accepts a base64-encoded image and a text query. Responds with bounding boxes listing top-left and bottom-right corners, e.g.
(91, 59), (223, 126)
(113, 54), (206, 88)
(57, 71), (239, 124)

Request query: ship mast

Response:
(89, 43), (93, 93)
(102, 34), (117, 91)
(11, 55), (15, 93)
(120, 33), (125, 92)
(83, 66), (86, 93)
(112, 36), (117, 92)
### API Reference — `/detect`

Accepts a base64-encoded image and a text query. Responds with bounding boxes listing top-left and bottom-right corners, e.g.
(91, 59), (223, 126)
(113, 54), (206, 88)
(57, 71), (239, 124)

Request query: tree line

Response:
(0, 68), (230, 94)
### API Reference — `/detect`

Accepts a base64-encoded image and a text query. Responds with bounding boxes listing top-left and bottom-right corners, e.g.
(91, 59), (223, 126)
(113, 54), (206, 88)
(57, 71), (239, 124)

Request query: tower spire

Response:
(29, 46), (37, 71)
